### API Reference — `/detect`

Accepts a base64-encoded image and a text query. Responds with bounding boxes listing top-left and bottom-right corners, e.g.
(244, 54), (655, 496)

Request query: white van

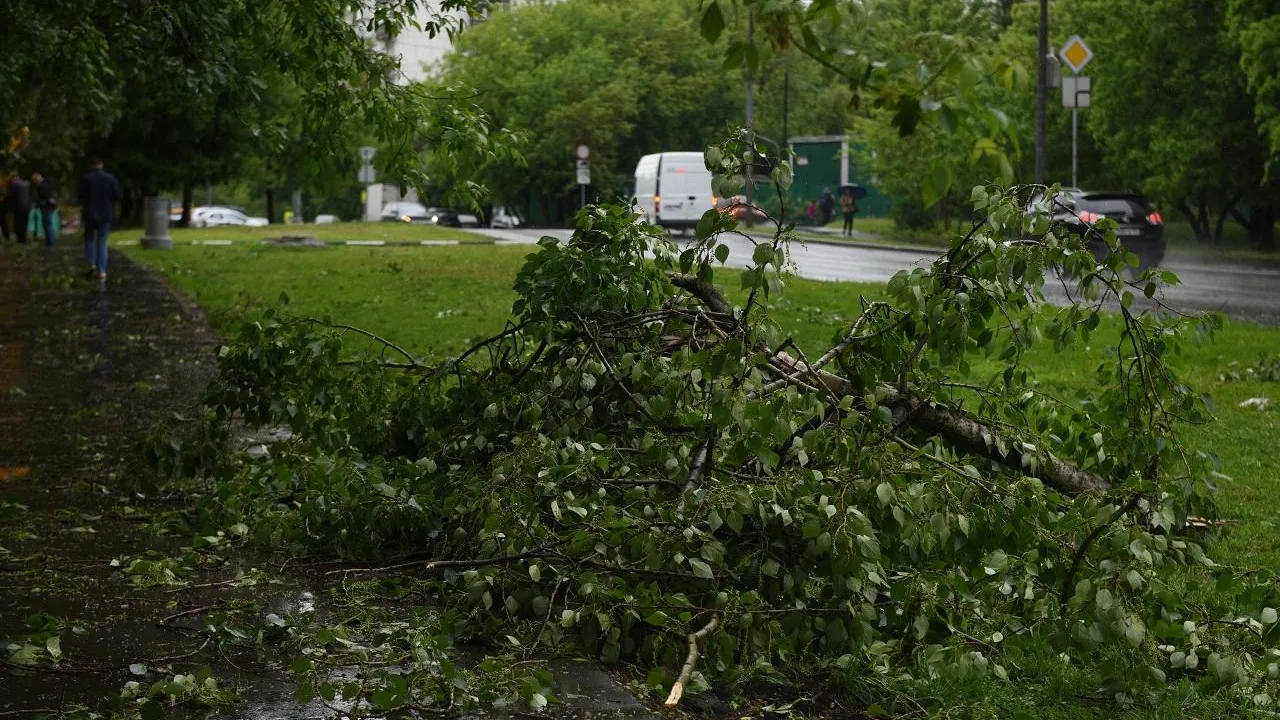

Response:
(633, 152), (715, 231)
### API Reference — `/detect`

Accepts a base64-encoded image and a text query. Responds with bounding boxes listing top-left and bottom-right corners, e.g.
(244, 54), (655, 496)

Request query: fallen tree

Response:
(144, 155), (1280, 714)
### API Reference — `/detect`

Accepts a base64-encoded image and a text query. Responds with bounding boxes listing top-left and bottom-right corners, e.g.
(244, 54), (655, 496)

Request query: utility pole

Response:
(1035, 0), (1048, 185)
(744, 9), (755, 207)
(782, 69), (789, 151)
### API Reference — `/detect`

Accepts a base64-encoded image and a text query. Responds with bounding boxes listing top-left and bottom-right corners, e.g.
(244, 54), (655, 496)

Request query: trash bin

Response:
(141, 196), (173, 250)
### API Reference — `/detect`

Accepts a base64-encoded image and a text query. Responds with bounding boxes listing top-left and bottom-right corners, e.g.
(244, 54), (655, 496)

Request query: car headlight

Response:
(431, 215), (439, 223)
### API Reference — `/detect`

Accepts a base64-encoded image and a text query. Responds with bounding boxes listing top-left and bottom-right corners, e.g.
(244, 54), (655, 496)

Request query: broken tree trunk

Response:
(669, 273), (1113, 496)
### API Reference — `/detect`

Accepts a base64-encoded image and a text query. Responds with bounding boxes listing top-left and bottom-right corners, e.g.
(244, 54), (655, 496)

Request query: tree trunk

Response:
(1176, 199), (1211, 243)
(1213, 195), (1239, 244)
(180, 182), (193, 227)
(1248, 202), (1275, 251)
(265, 188), (275, 225)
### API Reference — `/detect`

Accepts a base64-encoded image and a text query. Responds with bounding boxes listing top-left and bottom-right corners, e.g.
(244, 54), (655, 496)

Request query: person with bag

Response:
(31, 173), (58, 246)
(5, 172), (31, 244)
(77, 157), (120, 281)
(840, 189), (858, 237)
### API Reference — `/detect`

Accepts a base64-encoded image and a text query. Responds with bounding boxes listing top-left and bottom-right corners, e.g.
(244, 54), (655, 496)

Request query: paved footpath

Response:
(0, 243), (656, 719)
(0, 244), (221, 712)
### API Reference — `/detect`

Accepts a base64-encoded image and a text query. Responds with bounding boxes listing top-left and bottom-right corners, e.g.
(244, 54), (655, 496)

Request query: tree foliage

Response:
(2, 0), (514, 209)
(434, 0), (742, 213)
(1059, 0), (1275, 246)
(141, 141), (1280, 711)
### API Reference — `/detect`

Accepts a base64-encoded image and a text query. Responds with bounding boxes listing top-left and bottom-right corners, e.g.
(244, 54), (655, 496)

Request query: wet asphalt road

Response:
(471, 227), (1280, 326)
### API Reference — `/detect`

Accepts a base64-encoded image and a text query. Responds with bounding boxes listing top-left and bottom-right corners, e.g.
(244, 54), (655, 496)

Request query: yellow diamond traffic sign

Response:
(1059, 35), (1093, 74)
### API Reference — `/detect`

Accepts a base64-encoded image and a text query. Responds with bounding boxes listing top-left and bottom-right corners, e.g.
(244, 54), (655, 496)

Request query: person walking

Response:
(77, 157), (119, 281)
(840, 189), (858, 237)
(0, 174), (9, 241)
(5, 173), (32, 244)
(805, 199), (817, 225)
(31, 173), (58, 246)
(818, 188), (835, 226)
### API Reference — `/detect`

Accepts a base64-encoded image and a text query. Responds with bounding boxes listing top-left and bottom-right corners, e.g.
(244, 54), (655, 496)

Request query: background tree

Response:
(3, 0), (511, 221)
(435, 0), (742, 224)
(1060, 0), (1273, 247)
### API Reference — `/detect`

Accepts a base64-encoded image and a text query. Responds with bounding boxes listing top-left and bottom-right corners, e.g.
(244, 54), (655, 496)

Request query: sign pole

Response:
(1058, 36), (1093, 189)
(1071, 106), (1078, 188)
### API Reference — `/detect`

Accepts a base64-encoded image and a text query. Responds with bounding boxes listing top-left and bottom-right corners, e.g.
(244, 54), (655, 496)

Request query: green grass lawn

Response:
(162, 220), (486, 245)
(122, 240), (1280, 717)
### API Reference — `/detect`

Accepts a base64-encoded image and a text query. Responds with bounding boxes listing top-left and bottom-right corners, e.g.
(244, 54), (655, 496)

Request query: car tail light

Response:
(1078, 210), (1101, 223)
(1146, 212), (1163, 224)
(654, 195), (660, 218)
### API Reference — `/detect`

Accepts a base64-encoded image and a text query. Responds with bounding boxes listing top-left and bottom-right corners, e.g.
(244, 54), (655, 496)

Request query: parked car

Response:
(1032, 188), (1165, 271)
(456, 212), (481, 228)
(314, 214), (338, 225)
(381, 201), (430, 223)
(192, 206), (268, 228)
(716, 194), (768, 225)
(379, 202), (463, 227)
(490, 205), (523, 229)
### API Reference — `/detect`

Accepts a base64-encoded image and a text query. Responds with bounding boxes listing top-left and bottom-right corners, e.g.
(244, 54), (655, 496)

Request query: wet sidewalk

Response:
(0, 243), (220, 713)
(0, 243), (660, 720)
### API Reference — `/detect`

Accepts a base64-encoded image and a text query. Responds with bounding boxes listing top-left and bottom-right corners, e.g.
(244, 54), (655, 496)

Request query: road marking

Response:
(345, 240), (386, 246)
(200, 240), (233, 246)
(420, 240), (460, 246)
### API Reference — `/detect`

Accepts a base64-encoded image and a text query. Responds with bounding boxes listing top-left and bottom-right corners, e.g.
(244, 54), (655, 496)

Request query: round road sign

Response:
(576, 144), (590, 160)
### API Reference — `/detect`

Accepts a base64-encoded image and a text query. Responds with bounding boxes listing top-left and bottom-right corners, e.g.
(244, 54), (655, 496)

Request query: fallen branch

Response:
(665, 615), (721, 707)
(684, 436), (715, 492)
(670, 274), (731, 316)
(765, 349), (1113, 496)
(158, 605), (216, 628)
(325, 543), (564, 577)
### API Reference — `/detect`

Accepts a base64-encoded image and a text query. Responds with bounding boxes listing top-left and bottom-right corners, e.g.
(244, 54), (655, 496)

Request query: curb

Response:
(752, 230), (942, 255)
(115, 237), (505, 248)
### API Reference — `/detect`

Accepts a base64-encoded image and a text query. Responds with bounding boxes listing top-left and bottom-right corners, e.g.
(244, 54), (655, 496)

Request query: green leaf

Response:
(700, 2), (725, 43)
(752, 242), (774, 266)
(1262, 607), (1278, 625)
(140, 700), (166, 720)
(689, 558), (714, 579)
(714, 243), (730, 264)
(875, 482), (894, 506)
(529, 564), (541, 582)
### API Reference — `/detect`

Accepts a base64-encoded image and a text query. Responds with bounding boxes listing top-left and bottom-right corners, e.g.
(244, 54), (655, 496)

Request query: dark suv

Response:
(1031, 189), (1166, 271)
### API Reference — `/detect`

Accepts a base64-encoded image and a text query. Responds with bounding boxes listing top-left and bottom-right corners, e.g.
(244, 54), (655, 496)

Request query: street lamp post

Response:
(744, 9), (755, 207)
(1035, 0), (1048, 185)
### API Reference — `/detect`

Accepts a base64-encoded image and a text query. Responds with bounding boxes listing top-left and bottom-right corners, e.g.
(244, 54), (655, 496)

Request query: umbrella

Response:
(838, 184), (867, 199)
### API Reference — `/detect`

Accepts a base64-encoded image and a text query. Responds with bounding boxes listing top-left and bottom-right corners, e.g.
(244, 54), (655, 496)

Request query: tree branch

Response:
(665, 615), (720, 707)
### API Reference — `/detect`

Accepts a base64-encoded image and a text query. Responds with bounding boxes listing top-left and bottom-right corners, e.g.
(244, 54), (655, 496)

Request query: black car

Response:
(1035, 189), (1165, 271)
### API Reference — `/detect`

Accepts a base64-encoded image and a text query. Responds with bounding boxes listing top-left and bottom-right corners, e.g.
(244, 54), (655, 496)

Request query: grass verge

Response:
(163, 220), (488, 245)
(123, 240), (1280, 717)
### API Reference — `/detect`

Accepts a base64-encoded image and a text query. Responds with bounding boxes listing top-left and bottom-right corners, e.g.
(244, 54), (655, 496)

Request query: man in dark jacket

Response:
(77, 157), (119, 280)
(31, 173), (57, 246)
(6, 172), (32, 244)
